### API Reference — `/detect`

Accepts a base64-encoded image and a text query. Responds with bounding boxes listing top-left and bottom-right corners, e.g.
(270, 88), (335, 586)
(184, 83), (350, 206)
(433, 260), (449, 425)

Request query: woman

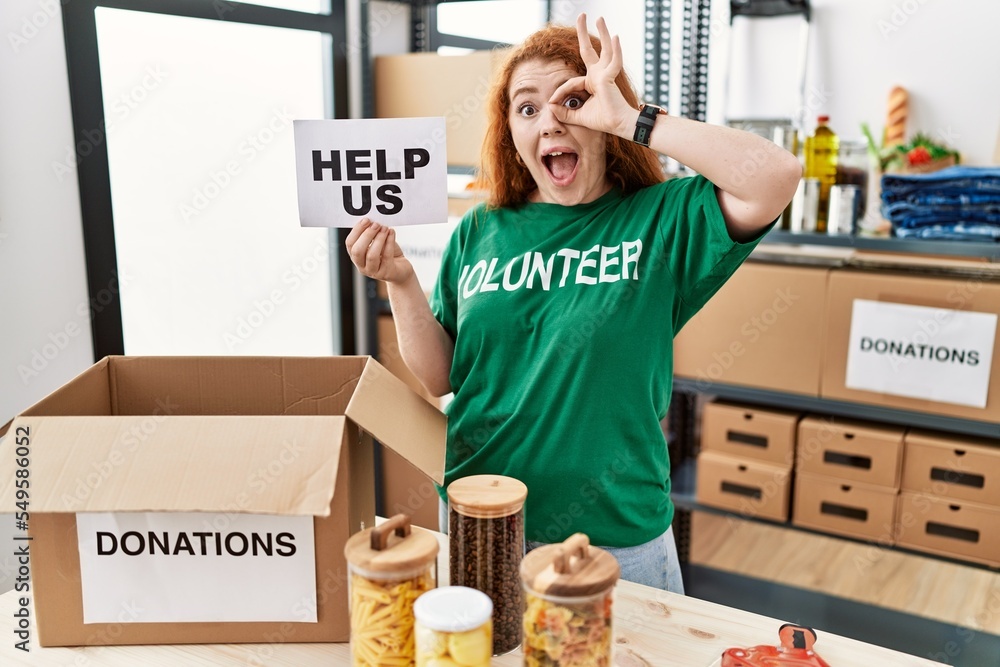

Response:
(346, 14), (800, 592)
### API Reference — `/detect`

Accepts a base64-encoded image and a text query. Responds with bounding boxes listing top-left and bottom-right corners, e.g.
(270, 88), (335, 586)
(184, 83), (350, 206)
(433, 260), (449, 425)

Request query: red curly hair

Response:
(480, 24), (665, 209)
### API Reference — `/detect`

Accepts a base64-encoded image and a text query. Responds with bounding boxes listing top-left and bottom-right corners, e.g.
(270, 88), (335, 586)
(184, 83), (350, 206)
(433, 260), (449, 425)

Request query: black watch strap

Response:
(633, 104), (663, 147)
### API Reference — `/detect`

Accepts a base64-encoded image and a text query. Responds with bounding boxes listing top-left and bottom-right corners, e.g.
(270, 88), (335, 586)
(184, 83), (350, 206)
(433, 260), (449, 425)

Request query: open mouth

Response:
(541, 150), (579, 186)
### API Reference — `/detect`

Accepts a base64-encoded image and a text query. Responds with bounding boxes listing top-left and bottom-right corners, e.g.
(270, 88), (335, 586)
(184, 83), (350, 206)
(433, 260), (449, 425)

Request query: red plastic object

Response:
(721, 624), (832, 667)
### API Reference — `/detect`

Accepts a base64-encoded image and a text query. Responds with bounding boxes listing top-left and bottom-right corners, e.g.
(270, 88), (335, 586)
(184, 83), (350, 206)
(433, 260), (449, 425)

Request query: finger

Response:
(366, 227), (390, 273)
(576, 13), (598, 65)
(388, 228), (403, 258)
(344, 217), (373, 249)
(348, 221), (380, 266)
(595, 17), (614, 65)
(610, 34), (623, 74)
(548, 76), (588, 105)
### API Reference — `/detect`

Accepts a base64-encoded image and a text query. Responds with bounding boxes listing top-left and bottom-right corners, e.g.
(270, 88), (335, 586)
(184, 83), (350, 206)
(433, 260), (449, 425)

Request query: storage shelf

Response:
(672, 378), (1000, 439)
(764, 229), (1000, 261)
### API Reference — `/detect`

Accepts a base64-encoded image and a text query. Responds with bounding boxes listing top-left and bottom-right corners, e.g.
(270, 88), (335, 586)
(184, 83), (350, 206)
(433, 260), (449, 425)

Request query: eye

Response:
(517, 103), (538, 117)
(562, 96), (584, 110)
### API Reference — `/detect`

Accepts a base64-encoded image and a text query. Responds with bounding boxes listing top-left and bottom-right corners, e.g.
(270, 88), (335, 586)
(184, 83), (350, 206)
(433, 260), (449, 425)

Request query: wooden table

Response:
(0, 584), (947, 666)
(0, 527), (945, 666)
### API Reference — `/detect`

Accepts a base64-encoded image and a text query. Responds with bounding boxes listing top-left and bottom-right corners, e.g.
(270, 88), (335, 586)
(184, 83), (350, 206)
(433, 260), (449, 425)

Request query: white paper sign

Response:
(845, 299), (997, 408)
(294, 118), (448, 228)
(77, 512), (316, 624)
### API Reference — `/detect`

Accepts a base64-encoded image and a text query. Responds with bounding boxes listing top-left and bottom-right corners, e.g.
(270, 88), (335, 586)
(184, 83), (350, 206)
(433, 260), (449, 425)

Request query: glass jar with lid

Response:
(343, 513), (439, 667)
(447, 474), (527, 655)
(520, 532), (620, 667)
(414, 586), (493, 667)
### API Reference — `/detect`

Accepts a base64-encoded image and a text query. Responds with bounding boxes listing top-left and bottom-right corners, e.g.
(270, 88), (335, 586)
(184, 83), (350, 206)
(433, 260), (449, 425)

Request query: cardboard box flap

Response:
(106, 356), (368, 417)
(0, 416), (345, 516)
(346, 358), (446, 486)
(0, 358), (113, 437)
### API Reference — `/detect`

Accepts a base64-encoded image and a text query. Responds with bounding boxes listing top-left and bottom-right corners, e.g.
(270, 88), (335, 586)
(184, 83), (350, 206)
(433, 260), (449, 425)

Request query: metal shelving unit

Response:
(764, 230), (1000, 261)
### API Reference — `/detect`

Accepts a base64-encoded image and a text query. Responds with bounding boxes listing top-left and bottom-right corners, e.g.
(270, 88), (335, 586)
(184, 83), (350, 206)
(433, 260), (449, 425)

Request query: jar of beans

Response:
(447, 474), (527, 655)
(414, 586), (493, 667)
(520, 532), (620, 667)
(343, 514), (439, 667)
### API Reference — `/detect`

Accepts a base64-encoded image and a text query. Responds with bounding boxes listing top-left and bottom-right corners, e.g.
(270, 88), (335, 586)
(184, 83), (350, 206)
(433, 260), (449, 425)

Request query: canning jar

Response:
(520, 533), (620, 667)
(344, 514), (439, 667)
(414, 586), (493, 667)
(447, 474), (527, 655)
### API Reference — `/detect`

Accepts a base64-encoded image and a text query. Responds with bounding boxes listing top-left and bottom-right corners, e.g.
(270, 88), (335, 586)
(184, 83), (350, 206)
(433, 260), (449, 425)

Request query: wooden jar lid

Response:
(520, 533), (620, 598)
(343, 514), (439, 576)
(447, 474), (528, 519)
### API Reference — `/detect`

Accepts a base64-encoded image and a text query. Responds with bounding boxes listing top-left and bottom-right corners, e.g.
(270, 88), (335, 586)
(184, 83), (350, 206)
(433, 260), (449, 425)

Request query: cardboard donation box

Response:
(0, 356), (445, 647)
(696, 451), (791, 522)
(792, 473), (898, 543)
(895, 492), (1000, 567)
(902, 430), (1000, 506)
(674, 262), (829, 396)
(374, 51), (506, 168)
(700, 401), (799, 466)
(796, 417), (904, 488)
(821, 269), (1000, 422)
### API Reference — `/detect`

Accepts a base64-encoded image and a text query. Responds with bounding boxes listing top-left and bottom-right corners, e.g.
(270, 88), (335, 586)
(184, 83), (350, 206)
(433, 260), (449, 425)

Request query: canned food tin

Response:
(790, 177), (820, 233)
(827, 184), (862, 235)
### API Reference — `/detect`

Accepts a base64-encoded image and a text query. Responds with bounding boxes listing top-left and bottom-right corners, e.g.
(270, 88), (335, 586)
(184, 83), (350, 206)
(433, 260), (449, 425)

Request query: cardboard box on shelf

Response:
(374, 50), (506, 168)
(902, 430), (1000, 506)
(674, 262), (830, 396)
(0, 356), (445, 647)
(695, 451), (791, 523)
(700, 401), (799, 466)
(896, 492), (1000, 567)
(821, 269), (1000, 423)
(792, 472), (898, 543)
(796, 416), (905, 488)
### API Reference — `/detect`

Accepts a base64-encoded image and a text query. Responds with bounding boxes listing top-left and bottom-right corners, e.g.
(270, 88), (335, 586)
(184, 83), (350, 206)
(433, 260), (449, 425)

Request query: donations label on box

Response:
(293, 117), (448, 228)
(77, 511), (316, 624)
(845, 299), (997, 408)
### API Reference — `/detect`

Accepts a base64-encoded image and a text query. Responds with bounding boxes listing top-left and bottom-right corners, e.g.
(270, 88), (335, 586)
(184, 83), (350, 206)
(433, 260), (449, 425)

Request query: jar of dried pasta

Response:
(447, 474), (527, 655)
(344, 514), (439, 667)
(414, 586), (493, 667)
(520, 532), (620, 667)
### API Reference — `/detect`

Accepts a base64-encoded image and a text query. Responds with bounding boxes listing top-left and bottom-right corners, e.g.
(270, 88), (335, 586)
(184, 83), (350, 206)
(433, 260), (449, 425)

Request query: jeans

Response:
(439, 500), (685, 594)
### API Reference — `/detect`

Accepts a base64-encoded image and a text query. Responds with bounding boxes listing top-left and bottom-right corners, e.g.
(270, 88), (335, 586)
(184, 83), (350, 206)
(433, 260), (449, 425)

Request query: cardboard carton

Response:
(792, 472), (898, 543)
(375, 51), (506, 168)
(0, 356), (445, 647)
(701, 401), (799, 466)
(902, 429), (1000, 506)
(696, 451), (791, 522)
(896, 492), (1000, 567)
(674, 262), (830, 396)
(796, 416), (904, 488)
(821, 269), (1000, 422)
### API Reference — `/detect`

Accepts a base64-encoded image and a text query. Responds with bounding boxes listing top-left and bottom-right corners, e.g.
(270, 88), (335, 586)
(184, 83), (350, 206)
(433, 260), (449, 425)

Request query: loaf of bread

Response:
(884, 86), (908, 148)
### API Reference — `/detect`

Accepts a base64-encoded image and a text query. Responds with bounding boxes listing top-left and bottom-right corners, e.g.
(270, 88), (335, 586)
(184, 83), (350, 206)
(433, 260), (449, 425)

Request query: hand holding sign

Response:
(345, 218), (413, 284)
(294, 118), (448, 227)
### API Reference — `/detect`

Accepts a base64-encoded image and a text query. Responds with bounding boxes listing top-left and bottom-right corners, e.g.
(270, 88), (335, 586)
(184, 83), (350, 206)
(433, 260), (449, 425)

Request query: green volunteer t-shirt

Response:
(430, 174), (769, 547)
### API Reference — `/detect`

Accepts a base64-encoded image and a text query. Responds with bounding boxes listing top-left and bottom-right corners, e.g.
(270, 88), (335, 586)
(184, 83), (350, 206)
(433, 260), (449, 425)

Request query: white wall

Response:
(711, 0), (1000, 163)
(0, 0), (94, 595)
(0, 6), (93, 423)
(564, 0), (999, 165)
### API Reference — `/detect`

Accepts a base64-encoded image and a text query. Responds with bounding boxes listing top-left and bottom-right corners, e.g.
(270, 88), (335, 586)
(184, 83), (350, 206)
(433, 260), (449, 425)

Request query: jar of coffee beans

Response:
(520, 532), (620, 667)
(343, 514), (439, 667)
(447, 474), (527, 655)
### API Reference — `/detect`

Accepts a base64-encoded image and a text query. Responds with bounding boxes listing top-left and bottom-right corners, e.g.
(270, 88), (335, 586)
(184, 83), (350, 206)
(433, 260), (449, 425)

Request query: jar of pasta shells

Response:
(414, 586), (493, 667)
(520, 532), (620, 667)
(447, 474), (526, 655)
(344, 514), (439, 667)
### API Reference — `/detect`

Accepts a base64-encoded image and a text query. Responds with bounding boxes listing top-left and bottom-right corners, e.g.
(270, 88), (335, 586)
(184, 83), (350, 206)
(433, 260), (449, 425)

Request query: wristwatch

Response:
(633, 104), (666, 147)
